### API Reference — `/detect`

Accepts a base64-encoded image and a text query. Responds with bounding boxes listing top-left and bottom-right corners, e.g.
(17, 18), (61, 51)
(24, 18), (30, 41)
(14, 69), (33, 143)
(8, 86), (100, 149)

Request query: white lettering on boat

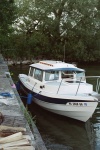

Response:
(66, 102), (87, 106)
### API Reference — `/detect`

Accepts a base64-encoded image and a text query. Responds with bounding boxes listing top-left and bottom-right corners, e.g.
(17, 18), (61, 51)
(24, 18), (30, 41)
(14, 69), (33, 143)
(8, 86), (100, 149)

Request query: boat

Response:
(18, 60), (100, 122)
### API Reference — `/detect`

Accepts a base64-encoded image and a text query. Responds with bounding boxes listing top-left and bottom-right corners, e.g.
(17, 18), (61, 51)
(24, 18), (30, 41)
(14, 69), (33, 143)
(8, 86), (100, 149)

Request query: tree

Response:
(14, 0), (100, 62)
(0, 0), (17, 54)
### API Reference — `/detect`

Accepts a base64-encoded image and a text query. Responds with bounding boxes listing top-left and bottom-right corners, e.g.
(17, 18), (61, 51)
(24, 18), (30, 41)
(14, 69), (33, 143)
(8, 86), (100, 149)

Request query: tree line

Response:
(0, 0), (100, 63)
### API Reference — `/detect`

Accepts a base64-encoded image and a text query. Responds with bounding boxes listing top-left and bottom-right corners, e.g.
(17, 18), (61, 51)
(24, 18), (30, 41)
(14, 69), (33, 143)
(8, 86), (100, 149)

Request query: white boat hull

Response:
(33, 97), (98, 122)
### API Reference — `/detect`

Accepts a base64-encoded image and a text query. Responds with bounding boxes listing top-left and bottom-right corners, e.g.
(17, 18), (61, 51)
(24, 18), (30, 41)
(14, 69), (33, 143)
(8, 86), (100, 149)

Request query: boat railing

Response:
(96, 77), (100, 93)
(76, 76), (100, 95)
(75, 77), (82, 96)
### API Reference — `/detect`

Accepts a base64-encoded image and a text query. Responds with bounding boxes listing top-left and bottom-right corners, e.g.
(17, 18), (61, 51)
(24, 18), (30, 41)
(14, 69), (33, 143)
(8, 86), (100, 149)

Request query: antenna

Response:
(63, 40), (66, 62)
(61, 30), (67, 62)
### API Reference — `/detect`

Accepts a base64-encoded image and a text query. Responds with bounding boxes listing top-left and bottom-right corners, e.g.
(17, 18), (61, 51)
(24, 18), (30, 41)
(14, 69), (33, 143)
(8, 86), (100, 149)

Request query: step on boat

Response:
(18, 60), (100, 122)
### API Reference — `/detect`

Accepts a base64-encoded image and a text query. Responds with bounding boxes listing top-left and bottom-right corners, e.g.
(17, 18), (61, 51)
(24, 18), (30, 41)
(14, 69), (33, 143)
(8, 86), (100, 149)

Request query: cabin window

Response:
(76, 72), (85, 81)
(34, 68), (43, 81)
(29, 67), (34, 76)
(45, 71), (59, 81)
(61, 71), (85, 81)
(61, 71), (73, 79)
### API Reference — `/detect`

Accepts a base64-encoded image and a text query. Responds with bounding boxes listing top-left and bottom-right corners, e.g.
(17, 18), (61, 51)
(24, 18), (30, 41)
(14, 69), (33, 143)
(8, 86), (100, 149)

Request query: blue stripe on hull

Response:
(19, 80), (94, 104)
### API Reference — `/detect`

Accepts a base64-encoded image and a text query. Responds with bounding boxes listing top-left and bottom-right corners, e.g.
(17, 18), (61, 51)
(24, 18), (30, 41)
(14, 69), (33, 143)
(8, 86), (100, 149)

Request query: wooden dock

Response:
(0, 54), (47, 150)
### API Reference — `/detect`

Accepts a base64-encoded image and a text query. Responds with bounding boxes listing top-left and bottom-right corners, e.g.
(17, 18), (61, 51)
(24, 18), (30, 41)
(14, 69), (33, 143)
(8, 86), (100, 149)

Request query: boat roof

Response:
(30, 60), (84, 72)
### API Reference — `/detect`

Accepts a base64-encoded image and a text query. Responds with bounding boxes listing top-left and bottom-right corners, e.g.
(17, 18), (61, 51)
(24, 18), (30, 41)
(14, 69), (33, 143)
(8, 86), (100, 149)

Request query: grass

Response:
(20, 104), (36, 131)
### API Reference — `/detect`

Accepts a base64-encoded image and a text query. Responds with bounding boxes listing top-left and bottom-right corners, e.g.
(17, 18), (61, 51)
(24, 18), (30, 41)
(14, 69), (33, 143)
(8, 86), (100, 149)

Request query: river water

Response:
(9, 64), (100, 150)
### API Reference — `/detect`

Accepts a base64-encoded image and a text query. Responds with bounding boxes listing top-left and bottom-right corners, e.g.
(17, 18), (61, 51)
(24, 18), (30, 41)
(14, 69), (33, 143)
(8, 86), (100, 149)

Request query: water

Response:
(9, 64), (100, 150)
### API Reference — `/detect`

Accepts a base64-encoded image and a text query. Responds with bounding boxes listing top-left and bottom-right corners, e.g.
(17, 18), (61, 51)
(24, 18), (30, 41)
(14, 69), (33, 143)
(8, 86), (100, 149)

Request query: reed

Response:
(20, 104), (36, 130)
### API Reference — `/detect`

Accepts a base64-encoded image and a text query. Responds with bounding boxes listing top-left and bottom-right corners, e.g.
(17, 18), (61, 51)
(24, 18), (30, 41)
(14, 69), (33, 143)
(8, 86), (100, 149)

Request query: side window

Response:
(29, 67), (34, 77)
(45, 71), (59, 81)
(34, 69), (43, 81)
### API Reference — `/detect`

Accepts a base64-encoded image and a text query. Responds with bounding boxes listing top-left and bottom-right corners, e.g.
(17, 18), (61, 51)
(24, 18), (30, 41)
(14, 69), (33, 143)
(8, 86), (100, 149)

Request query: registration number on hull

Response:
(66, 102), (87, 106)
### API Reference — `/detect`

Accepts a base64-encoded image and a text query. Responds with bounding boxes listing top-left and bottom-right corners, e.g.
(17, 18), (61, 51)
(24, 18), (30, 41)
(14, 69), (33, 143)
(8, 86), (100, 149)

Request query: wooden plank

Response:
(0, 139), (30, 149)
(0, 125), (26, 132)
(0, 135), (31, 141)
(2, 146), (35, 150)
(0, 132), (23, 144)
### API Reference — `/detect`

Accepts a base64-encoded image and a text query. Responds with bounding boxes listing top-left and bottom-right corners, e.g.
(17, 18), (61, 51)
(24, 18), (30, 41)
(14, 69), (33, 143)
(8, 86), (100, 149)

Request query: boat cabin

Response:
(28, 61), (86, 83)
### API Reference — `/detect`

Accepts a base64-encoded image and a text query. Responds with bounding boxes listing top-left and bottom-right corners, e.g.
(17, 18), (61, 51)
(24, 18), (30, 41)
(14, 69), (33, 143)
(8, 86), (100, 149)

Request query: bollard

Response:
(27, 93), (33, 104)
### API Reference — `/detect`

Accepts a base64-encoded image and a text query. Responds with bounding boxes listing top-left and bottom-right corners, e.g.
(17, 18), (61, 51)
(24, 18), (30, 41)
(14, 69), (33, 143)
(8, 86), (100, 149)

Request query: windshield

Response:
(61, 71), (85, 81)
(76, 71), (85, 81)
(45, 71), (59, 81)
(62, 71), (74, 78)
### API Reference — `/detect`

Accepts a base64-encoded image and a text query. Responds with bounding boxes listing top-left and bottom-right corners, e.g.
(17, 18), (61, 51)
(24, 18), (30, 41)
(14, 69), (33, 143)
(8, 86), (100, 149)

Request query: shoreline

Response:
(5, 59), (100, 66)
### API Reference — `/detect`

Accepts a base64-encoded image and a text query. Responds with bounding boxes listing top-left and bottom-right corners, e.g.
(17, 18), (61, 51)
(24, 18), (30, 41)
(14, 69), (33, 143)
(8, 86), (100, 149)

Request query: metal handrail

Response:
(75, 77), (82, 96)
(76, 76), (100, 95)
(96, 78), (100, 93)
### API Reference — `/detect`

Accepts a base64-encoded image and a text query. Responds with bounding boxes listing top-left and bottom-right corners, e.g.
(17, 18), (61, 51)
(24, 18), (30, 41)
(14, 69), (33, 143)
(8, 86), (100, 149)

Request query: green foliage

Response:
(24, 106), (36, 125)
(20, 105), (36, 130)
(1, 0), (100, 63)
(0, 0), (16, 33)
(0, 0), (17, 56)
